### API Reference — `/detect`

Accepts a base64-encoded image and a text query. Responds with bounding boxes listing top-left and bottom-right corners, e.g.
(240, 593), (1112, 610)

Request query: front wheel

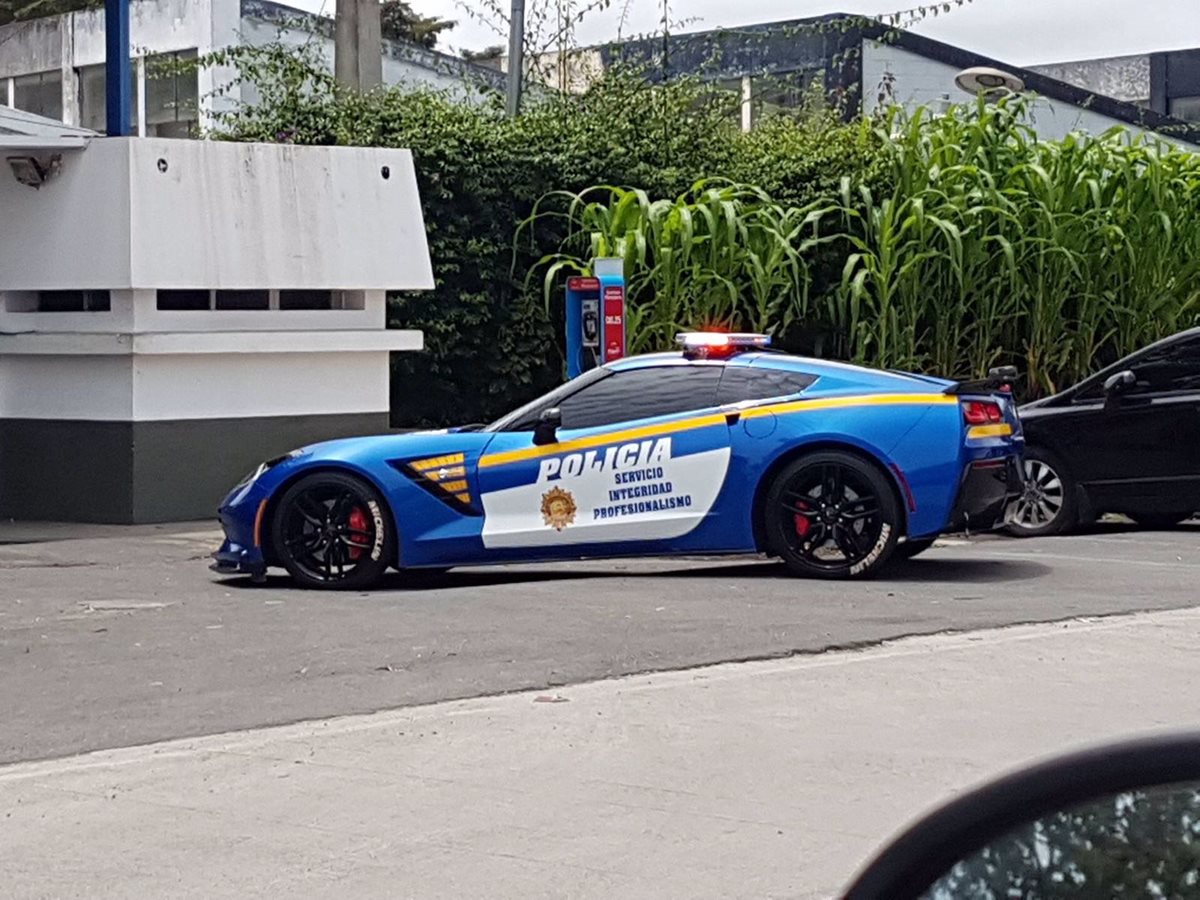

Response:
(271, 471), (394, 590)
(764, 451), (901, 579)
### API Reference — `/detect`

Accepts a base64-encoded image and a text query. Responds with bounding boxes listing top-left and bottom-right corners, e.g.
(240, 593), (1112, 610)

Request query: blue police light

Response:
(676, 332), (771, 358)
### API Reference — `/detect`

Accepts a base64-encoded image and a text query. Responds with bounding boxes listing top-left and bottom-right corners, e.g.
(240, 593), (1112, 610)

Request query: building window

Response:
(157, 290), (212, 311)
(13, 71), (63, 121)
(752, 70), (822, 126)
(146, 50), (199, 138)
(1169, 96), (1200, 122)
(77, 63), (138, 133)
(215, 290), (270, 311)
(279, 290), (334, 310)
(36, 291), (111, 312)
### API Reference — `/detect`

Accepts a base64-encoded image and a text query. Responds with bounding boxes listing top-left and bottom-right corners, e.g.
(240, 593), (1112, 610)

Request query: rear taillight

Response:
(962, 400), (1004, 426)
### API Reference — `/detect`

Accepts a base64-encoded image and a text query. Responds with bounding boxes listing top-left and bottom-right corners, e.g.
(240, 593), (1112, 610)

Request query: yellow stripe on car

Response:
(479, 393), (958, 469)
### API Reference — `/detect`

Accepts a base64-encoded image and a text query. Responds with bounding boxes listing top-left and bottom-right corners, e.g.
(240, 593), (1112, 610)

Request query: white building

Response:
(0, 0), (502, 136)
(0, 111), (433, 522)
(526, 14), (1200, 147)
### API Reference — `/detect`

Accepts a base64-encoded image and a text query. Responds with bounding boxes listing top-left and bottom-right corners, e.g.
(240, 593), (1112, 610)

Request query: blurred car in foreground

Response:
(1009, 328), (1200, 536)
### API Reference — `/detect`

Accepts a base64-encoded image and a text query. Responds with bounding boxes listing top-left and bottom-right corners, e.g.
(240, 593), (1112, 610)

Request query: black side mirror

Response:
(533, 407), (562, 446)
(843, 732), (1200, 900)
(1103, 369), (1137, 400)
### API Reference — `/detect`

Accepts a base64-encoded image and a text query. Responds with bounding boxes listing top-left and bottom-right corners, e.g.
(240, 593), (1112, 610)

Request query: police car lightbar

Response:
(677, 332), (771, 359)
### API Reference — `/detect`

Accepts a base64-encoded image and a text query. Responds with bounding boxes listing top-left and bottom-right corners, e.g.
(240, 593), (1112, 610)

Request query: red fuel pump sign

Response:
(603, 285), (625, 363)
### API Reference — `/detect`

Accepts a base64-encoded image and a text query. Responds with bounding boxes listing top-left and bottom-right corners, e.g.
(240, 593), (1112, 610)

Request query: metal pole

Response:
(104, 0), (132, 136)
(505, 0), (525, 116)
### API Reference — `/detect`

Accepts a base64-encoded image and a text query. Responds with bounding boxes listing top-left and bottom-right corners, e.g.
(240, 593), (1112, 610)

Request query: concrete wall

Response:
(0, 138), (434, 291)
(1028, 54), (1151, 106)
(862, 41), (1189, 148)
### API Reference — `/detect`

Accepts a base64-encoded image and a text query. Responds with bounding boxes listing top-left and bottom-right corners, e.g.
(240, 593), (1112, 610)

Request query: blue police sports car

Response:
(212, 333), (1024, 589)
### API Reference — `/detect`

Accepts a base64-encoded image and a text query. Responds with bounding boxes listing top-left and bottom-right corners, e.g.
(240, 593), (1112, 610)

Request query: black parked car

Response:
(1008, 327), (1200, 536)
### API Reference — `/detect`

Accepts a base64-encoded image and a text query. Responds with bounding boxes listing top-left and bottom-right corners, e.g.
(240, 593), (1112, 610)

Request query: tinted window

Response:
(559, 367), (723, 430)
(1130, 336), (1200, 395)
(717, 366), (816, 405)
(486, 368), (612, 432)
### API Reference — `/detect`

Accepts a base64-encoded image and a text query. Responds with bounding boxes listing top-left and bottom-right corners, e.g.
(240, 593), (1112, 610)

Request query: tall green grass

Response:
(529, 96), (1200, 397)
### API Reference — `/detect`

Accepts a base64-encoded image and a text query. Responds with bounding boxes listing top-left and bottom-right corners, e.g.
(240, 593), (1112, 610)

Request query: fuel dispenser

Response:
(565, 257), (626, 378)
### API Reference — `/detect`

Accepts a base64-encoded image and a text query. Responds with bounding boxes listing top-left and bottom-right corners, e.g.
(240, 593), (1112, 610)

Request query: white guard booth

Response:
(0, 120), (432, 523)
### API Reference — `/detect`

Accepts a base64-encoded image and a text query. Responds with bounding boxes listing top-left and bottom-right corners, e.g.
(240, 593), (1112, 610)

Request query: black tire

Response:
(764, 450), (901, 579)
(895, 537), (936, 560)
(1130, 512), (1194, 529)
(1005, 447), (1078, 538)
(271, 471), (394, 590)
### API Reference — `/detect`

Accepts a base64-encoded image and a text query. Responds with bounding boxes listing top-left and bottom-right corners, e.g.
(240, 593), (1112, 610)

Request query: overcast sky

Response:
(286, 0), (1200, 66)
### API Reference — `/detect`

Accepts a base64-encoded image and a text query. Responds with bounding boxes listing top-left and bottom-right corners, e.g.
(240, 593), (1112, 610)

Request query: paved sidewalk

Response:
(4, 608), (1200, 900)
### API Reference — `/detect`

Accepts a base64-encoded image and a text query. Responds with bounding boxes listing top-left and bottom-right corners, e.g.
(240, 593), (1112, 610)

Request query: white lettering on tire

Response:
(849, 522), (892, 576)
(367, 499), (386, 562)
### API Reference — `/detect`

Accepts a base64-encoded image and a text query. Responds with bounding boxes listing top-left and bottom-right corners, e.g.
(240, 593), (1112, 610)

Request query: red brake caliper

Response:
(794, 503), (810, 537)
(347, 507), (369, 560)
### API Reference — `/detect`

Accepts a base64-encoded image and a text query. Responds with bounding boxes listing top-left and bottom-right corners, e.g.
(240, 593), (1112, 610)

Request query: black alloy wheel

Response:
(765, 451), (900, 579)
(271, 471), (393, 590)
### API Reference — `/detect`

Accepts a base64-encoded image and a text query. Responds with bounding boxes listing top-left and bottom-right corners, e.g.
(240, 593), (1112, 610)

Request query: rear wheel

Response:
(764, 451), (900, 579)
(271, 471), (393, 590)
(895, 537), (936, 560)
(1006, 448), (1077, 537)
(1130, 512), (1194, 529)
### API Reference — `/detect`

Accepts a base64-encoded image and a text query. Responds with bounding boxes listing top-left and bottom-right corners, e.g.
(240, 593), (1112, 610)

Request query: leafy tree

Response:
(0, 0), (97, 27)
(380, 0), (453, 49)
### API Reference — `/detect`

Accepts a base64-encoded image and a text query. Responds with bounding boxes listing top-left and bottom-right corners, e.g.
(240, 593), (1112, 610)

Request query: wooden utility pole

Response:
(335, 0), (382, 90)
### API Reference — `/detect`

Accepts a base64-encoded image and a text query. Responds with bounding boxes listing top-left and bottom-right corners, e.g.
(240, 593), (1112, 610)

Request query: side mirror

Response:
(1103, 369), (1137, 398)
(533, 407), (562, 446)
(843, 733), (1200, 899)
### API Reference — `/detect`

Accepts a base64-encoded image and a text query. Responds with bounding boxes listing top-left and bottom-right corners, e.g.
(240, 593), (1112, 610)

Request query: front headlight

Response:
(236, 448), (307, 488)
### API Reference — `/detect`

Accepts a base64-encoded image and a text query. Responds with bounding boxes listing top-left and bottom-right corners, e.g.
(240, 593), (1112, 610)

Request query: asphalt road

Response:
(1, 521), (1198, 765)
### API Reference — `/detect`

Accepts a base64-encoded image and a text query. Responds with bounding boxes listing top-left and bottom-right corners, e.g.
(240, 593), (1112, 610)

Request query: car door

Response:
(1059, 334), (1200, 512)
(475, 364), (731, 551)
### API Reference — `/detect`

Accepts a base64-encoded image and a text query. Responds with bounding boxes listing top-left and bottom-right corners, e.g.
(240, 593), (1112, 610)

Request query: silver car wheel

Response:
(1008, 459), (1065, 530)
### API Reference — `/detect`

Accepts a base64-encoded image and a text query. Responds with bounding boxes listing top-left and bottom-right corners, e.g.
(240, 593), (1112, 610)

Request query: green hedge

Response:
(209, 43), (877, 425)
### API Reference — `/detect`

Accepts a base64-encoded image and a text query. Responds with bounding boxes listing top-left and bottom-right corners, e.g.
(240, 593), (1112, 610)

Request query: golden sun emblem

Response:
(540, 486), (578, 531)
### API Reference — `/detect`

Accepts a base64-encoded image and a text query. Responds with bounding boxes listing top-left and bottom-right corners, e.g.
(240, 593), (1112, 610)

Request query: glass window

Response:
(1129, 336), (1200, 395)
(36, 291), (111, 312)
(752, 70), (822, 126)
(279, 290), (333, 310)
(1169, 96), (1200, 123)
(76, 63), (138, 133)
(215, 290), (269, 311)
(13, 71), (62, 121)
(717, 366), (817, 405)
(157, 290), (211, 311)
(558, 366), (724, 431)
(145, 50), (198, 138)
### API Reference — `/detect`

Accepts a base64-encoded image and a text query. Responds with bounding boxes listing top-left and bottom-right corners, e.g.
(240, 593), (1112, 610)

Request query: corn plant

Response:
(520, 180), (819, 353)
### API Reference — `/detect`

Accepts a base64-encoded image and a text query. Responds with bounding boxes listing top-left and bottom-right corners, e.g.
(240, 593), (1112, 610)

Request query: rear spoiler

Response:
(944, 366), (1018, 395)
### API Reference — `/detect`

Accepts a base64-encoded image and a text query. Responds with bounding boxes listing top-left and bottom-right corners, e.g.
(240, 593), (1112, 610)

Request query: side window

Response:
(1130, 337), (1200, 396)
(558, 367), (723, 431)
(717, 367), (817, 405)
